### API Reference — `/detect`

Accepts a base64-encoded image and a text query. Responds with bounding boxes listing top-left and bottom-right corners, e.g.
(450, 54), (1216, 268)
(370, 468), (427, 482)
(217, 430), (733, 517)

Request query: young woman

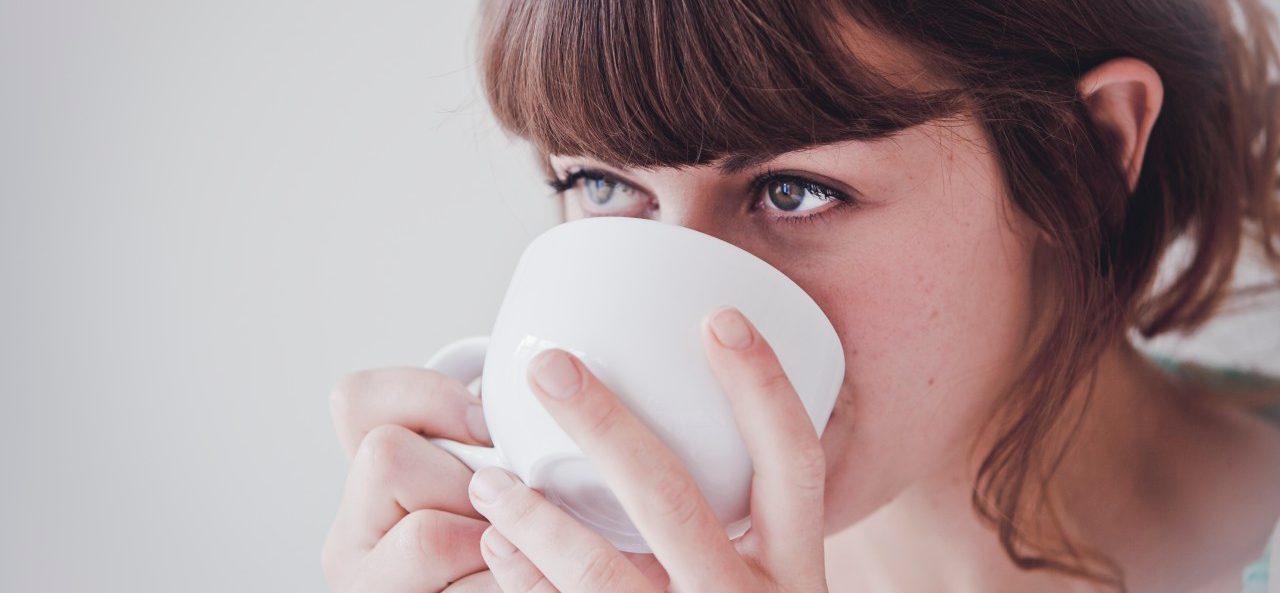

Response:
(321, 1), (1280, 592)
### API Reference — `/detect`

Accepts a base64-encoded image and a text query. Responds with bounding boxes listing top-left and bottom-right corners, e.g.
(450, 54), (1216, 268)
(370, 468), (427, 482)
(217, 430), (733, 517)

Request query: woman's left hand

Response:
(467, 306), (830, 593)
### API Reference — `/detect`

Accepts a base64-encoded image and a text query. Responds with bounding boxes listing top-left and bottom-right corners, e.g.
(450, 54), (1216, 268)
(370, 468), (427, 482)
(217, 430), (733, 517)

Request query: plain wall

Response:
(0, 2), (1276, 592)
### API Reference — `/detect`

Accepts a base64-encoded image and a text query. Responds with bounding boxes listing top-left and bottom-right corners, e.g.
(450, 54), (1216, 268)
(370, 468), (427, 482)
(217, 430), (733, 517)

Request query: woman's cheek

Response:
(809, 241), (1034, 502)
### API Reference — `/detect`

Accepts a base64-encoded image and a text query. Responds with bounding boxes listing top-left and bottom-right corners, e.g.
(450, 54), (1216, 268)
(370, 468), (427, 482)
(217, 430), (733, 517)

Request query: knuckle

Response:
(646, 475), (704, 529)
(357, 424), (416, 481)
(755, 366), (795, 394)
(402, 509), (453, 562)
(579, 396), (625, 437)
(791, 442), (828, 492)
(500, 490), (542, 532)
(329, 369), (376, 419)
(521, 576), (554, 593)
(574, 547), (629, 591)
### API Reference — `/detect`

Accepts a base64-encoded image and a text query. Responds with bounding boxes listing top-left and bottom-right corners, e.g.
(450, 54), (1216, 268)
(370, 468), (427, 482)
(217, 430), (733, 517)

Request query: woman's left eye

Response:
(756, 175), (848, 220)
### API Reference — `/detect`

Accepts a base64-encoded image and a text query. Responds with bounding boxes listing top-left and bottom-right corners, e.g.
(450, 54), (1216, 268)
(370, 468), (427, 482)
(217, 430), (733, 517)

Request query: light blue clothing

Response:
(1243, 552), (1270, 593)
(1147, 353), (1278, 592)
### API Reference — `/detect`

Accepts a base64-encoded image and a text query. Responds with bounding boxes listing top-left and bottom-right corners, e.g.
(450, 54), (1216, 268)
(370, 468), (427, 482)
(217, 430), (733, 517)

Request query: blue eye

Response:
(583, 176), (622, 205)
(547, 169), (647, 215)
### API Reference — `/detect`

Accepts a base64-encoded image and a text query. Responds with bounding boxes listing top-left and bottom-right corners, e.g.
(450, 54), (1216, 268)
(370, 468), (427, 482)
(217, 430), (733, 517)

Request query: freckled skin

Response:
(552, 115), (1040, 533)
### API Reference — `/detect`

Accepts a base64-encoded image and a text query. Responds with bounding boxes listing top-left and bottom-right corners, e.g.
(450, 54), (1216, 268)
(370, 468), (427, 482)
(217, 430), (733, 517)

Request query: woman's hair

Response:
(474, 0), (1280, 589)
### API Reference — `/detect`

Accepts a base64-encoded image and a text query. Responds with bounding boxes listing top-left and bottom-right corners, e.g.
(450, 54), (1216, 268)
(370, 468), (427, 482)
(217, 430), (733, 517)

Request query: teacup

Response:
(426, 216), (844, 553)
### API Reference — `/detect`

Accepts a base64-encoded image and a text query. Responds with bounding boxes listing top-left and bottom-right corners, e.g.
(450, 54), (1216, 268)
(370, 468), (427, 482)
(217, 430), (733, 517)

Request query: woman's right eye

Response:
(548, 169), (649, 216)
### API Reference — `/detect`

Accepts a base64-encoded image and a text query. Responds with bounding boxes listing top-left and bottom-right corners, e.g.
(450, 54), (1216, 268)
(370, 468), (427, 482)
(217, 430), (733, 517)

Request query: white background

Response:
(0, 2), (1276, 592)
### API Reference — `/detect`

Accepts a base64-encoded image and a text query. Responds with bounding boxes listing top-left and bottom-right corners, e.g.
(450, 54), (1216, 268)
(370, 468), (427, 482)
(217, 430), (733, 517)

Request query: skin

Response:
(320, 55), (1280, 593)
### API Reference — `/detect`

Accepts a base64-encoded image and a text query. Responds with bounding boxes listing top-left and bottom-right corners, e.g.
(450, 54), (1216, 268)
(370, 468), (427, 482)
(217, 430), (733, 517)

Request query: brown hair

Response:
(475, 0), (1280, 589)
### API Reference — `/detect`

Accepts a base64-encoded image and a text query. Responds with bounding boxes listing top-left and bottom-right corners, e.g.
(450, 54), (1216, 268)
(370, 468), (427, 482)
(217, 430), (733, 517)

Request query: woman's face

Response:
(548, 115), (1042, 532)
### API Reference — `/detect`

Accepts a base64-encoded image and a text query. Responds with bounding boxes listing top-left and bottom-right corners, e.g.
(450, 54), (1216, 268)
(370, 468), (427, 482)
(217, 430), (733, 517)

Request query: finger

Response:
(701, 306), (827, 578)
(349, 509), (489, 593)
(327, 424), (483, 566)
(469, 468), (655, 593)
(522, 351), (753, 591)
(330, 367), (491, 460)
(479, 527), (559, 593)
(476, 532), (665, 593)
(480, 535), (669, 593)
(441, 569), (504, 593)
(622, 552), (671, 591)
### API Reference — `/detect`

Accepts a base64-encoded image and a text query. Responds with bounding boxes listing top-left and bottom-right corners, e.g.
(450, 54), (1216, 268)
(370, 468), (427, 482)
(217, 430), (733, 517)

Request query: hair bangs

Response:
(479, 0), (965, 169)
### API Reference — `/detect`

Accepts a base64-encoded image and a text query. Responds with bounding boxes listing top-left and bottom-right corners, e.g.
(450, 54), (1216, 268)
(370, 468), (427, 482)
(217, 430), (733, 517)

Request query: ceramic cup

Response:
(426, 216), (845, 553)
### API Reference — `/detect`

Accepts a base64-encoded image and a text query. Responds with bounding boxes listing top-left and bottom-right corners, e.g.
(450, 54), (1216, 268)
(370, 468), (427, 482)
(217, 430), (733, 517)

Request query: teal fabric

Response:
(1146, 352), (1279, 592)
(1242, 545), (1270, 593)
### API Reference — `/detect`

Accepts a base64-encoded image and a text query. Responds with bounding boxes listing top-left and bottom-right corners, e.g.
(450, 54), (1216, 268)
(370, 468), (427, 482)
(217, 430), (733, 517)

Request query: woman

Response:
(321, 1), (1280, 592)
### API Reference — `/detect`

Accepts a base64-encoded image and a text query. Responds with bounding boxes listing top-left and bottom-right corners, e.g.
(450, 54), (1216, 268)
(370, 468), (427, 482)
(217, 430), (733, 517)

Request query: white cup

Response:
(426, 216), (844, 553)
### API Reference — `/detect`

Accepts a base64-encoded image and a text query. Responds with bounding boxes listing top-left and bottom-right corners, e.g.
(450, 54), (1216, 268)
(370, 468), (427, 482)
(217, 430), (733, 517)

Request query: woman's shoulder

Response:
(1146, 353), (1280, 425)
(1150, 352), (1280, 495)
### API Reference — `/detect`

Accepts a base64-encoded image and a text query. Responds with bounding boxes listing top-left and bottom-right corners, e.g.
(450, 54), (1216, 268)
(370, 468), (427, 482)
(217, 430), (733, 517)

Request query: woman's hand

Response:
(321, 367), (500, 592)
(469, 306), (830, 593)
(320, 364), (666, 592)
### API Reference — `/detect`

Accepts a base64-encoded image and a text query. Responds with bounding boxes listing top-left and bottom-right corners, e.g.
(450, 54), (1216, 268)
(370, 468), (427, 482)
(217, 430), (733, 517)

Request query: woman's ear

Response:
(1077, 57), (1164, 193)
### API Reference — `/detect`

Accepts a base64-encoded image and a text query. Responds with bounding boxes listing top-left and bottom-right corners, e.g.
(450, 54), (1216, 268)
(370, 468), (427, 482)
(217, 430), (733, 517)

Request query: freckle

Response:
(929, 309), (939, 320)
(928, 377), (935, 386)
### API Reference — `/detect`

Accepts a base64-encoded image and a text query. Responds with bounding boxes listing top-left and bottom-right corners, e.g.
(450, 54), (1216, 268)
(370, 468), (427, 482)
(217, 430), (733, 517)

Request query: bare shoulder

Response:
(1187, 374), (1280, 475)
(1165, 357), (1280, 468)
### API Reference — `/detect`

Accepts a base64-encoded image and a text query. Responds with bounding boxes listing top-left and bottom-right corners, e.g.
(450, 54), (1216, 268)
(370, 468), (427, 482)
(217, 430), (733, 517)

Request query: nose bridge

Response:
(658, 192), (779, 276)
(651, 179), (737, 242)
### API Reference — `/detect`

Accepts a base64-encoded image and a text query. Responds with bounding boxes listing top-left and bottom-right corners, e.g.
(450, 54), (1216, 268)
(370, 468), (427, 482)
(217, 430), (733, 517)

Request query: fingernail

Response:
(465, 403), (490, 443)
(470, 468), (516, 504)
(483, 527), (518, 557)
(529, 349), (582, 400)
(709, 307), (753, 350)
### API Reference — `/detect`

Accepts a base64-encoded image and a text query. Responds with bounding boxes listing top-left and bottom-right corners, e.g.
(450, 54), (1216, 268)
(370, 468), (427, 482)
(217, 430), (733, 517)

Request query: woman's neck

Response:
(824, 340), (1278, 593)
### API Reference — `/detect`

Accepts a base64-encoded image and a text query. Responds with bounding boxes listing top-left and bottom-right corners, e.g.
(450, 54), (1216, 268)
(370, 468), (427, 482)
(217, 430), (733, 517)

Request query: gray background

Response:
(0, 1), (1275, 592)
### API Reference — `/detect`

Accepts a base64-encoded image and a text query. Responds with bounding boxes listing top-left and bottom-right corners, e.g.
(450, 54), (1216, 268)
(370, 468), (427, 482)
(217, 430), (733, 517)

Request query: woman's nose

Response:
(650, 192), (738, 245)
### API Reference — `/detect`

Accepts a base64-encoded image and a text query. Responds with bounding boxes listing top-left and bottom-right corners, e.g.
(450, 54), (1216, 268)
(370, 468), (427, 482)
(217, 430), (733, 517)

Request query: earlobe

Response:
(1076, 57), (1164, 193)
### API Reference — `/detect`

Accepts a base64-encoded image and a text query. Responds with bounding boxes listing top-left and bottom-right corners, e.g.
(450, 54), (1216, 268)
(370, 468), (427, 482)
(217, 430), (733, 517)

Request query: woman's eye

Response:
(583, 177), (626, 206)
(552, 169), (648, 215)
(761, 177), (840, 214)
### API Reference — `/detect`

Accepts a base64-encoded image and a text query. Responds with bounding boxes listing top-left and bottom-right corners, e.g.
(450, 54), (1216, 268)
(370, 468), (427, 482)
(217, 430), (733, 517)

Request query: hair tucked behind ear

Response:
(475, 0), (1280, 589)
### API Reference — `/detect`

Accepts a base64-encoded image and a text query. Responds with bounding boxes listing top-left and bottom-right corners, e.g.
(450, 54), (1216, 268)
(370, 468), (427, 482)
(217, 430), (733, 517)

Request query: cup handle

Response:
(424, 335), (505, 472)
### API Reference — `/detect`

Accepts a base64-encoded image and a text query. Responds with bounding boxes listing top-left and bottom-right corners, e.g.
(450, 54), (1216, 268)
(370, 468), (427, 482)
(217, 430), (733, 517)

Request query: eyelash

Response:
(546, 168), (620, 194)
(545, 167), (855, 226)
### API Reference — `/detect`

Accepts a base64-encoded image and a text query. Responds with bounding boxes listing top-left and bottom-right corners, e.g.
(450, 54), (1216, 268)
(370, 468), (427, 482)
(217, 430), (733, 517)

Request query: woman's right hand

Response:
(321, 367), (501, 593)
